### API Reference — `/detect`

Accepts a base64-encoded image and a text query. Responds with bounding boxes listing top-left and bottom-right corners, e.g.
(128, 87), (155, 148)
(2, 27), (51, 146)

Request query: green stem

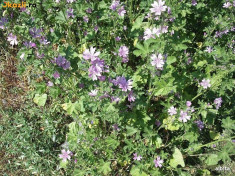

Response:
(185, 136), (235, 152)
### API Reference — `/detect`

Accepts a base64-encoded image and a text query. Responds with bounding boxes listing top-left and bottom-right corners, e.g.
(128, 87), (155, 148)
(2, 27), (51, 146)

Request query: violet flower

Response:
(205, 46), (213, 53)
(199, 79), (211, 89)
(53, 71), (60, 79)
(154, 156), (163, 168)
(133, 153), (142, 161)
(192, 0), (197, 6)
(89, 90), (98, 97)
(118, 6), (126, 17)
(0, 17), (8, 29)
(29, 27), (42, 38)
(195, 120), (204, 131)
(128, 91), (136, 102)
(223, 2), (231, 8)
(83, 47), (100, 61)
(179, 110), (191, 123)
(214, 97), (222, 109)
(151, 53), (165, 70)
(55, 56), (70, 70)
(114, 76), (133, 92)
(168, 106), (177, 116)
(7, 33), (18, 46)
(67, 8), (75, 18)
(186, 101), (192, 107)
(150, 0), (167, 16)
(59, 149), (72, 162)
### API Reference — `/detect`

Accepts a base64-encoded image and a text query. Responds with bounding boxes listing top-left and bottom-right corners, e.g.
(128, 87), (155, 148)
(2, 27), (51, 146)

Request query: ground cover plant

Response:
(0, 0), (235, 175)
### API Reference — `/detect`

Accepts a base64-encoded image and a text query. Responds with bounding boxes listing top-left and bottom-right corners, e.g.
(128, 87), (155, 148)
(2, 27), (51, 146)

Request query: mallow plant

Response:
(1, 0), (235, 175)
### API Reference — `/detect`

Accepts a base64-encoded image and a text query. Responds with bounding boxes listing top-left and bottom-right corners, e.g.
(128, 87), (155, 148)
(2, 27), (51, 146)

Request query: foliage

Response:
(0, 0), (235, 175)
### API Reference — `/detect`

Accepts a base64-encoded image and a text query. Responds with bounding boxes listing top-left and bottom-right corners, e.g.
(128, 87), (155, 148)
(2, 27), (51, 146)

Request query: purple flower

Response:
(88, 58), (105, 80)
(223, 2), (231, 8)
(74, 159), (77, 163)
(114, 76), (133, 92)
(179, 110), (191, 123)
(98, 76), (106, 81)
(118, 6), (126, 17)
(83, 16), (89, 23)
(47, 81), (54, 87)
(168, 106), (177, 116)
(67, 8), (74, 18)
(55, 56), (70, 70)
(7, 33), (18, 46)
(89, 90), (98, 97)
(118, 46), (129, 60)
(86, 8), (92, 13)
(192, 0), (197, 6)
(110, 0), (120, 11)
(53, 71), (60, 79)
(150, 0), (167, 16)
(133, 153), (142, 161)
(186, 101), (192, 107)
(151, 53), (165, 70)
(123, 26), (127, 30)
(23, 41), (36, 48)
(94, 26), (99, 32)
(154, 156), (163, 168)
(111, 96), (120, 103)
(36, 52), (45, 59)
(152, 27), (162, 37)
(144, 28), (154, 40)
(195, 120), (204, 131)
(39, 36), (50, 45)
(29, 27), (42, 38)
(67, 0), (76, 3)
(79, 83), (84, 88)
(115, 36), (121, 41)
(205, 46), (213, 53)
(214, 97), (222, 109)
(155, 120), (161, 127)
(83, 47), (100, 61)
(112, 124), (120, 131)
(0, 17), (8, 29)
(200, 79), (211, 89)
(59, 149), (72, 162)
(128, 91), (136, 102)
(161, 25), (168, 33)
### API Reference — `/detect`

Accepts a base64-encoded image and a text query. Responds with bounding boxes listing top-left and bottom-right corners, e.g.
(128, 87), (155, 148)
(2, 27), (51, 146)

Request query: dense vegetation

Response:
(0, 0), (235, 175)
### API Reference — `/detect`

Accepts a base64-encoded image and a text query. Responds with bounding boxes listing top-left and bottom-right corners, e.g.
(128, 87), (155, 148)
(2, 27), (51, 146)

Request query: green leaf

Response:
(169, 148), (185, 168)
(166, 56), (177, 65)
(98, 1), (108, 9)
(126, 126), (138, 136)
(209, 131), (220, 140)
(205, 154), (220, 166)
(130, 166), (149, 176)
(222, 117), (235, 130)
(131, 16), (144, 32)
(55, 11), (67, 23)
(218, 149), (231, 163)
(61, 101), (80, 115)
(201, 110), (207, 118)
(98, 161), (111, 175)
(105, 136), (120, 149)
(59, 160), (68, 169)
(33, 94), (47, 106)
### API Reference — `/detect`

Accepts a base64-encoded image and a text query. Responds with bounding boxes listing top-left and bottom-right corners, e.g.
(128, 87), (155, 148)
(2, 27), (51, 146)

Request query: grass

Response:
(0, 51), (70, 175)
